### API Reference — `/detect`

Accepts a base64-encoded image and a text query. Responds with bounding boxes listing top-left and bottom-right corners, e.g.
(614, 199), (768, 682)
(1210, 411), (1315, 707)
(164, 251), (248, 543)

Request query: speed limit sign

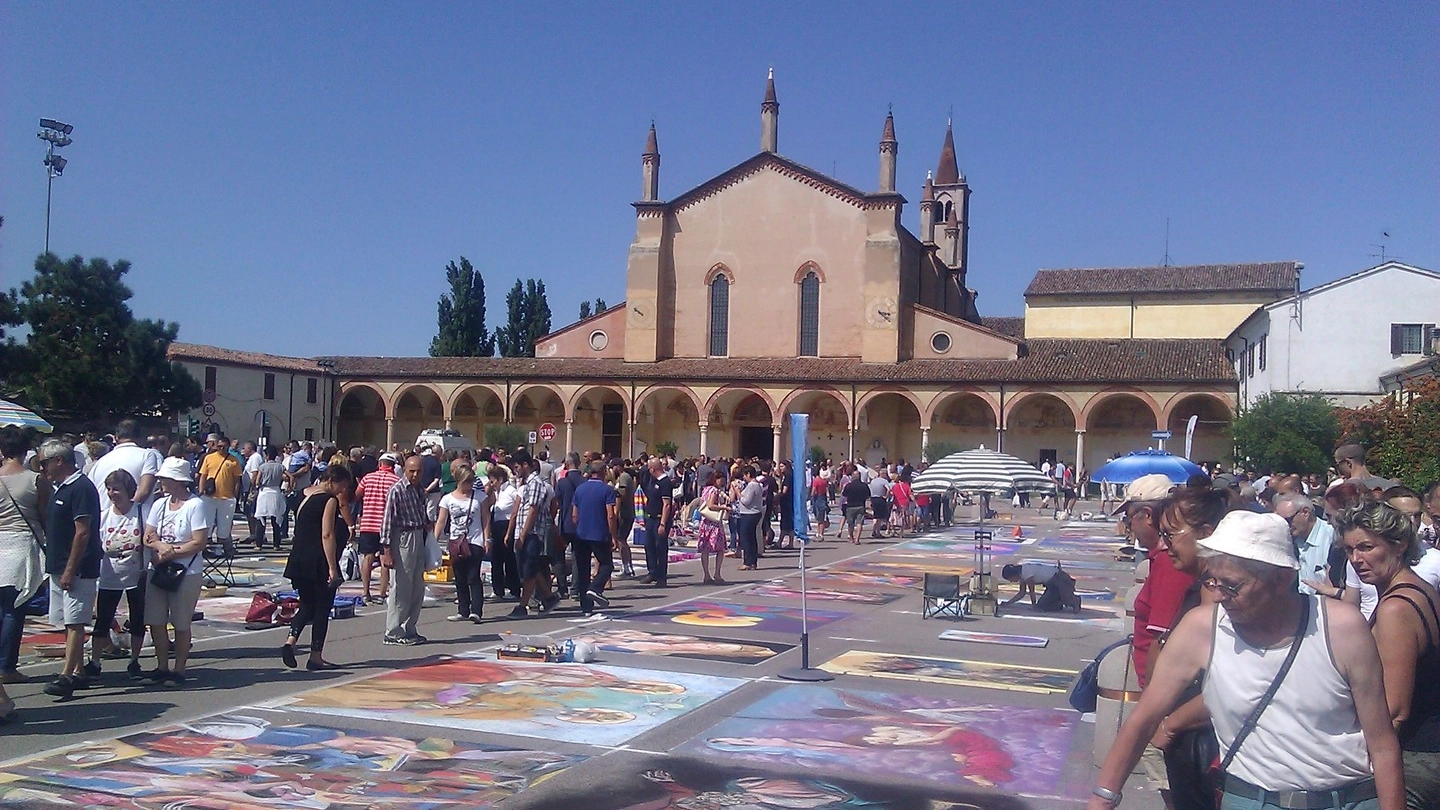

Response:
(201, 404), (216, 417)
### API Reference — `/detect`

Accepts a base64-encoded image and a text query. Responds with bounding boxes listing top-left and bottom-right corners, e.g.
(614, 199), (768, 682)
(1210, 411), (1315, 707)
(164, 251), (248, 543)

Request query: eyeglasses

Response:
(1157, 525), (1194, 545)
(1202, 576), (1250, 598)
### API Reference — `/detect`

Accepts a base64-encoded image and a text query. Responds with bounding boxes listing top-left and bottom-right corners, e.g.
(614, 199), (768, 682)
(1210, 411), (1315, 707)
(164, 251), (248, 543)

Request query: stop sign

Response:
(538, 422), (557, 443)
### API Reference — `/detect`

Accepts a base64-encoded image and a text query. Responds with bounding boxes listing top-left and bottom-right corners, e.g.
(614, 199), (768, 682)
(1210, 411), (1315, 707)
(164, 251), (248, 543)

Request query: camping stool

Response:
(921, 573), (965, 620)
(202, 536), (237, 587)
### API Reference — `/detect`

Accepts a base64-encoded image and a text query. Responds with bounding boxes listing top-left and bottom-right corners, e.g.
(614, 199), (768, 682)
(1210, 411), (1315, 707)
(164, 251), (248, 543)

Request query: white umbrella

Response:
(0, 398), (53, 433)
(913, 448), (1054, 495)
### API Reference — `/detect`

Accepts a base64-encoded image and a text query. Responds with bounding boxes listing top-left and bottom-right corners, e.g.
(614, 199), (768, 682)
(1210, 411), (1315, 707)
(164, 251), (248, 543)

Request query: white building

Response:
(1225, 261), (1440, 408)
(168, 343), (334, 445)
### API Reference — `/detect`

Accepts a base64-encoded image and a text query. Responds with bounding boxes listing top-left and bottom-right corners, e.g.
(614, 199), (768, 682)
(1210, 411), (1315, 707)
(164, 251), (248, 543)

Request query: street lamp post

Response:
(37, 118), (74, 255)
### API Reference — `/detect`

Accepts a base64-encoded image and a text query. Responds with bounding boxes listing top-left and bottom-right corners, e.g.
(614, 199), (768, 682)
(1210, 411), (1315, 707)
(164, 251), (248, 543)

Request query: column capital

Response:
(1074, 428), (1087, 434)
(772, 424), (782, 434)
(698, 422), (709, 430)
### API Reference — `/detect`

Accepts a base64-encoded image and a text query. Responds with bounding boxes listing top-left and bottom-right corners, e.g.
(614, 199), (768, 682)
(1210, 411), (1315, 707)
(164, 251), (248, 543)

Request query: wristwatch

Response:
(1092, 786), (1122, 805)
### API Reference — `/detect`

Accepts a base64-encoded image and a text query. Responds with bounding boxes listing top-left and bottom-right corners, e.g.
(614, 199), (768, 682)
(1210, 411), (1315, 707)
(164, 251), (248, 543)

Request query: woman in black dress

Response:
(281, 465), (353, 671)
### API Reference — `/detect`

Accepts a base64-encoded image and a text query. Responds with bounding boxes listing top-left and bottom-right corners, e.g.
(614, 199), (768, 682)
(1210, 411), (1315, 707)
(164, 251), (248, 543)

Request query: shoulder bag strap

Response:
(0, 474), (45, 551)
(1219, 597), (1310, 772)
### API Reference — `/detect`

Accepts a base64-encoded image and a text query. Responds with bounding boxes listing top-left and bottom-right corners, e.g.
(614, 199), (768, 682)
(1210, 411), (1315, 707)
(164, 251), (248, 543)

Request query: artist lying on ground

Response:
(1000, 562), (1081, 613)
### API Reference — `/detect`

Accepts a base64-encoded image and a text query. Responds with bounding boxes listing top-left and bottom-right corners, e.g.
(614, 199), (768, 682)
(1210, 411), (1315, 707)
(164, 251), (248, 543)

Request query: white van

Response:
(413, 429), (476, 454)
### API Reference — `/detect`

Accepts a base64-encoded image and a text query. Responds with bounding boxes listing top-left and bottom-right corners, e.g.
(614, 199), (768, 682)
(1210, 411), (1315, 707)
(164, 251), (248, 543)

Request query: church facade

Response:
(176, 73), (1247, 473)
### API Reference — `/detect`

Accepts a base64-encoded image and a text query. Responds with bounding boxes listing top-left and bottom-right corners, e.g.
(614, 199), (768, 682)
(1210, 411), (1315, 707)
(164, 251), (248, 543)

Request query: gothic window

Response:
(709, 276), (730, 356)
(799, 271), (820, 356)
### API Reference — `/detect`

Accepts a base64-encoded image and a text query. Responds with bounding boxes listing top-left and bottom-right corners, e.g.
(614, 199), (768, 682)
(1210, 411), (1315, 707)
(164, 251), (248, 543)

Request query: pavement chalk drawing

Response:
(738, 583), (902, 605)
(830, 558), (975, 577)
(286, 658), (743, 746)
(679, 685), (1075, 795)
(571, 628), (794, 665)
(0, 712), (582, 809)
(938, 629), (1049, 648)
(594, 757), (1034, 810)
(818, 650), (1077, 694)
(621, 599), (850, 635)
(810, 570), (920, 590)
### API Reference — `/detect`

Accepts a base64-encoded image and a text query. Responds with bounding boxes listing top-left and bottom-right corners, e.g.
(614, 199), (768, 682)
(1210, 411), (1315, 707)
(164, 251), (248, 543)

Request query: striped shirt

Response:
(514, 472), (555, 539)
(381, 477), (428, 545)
(356, 467), (399, 535)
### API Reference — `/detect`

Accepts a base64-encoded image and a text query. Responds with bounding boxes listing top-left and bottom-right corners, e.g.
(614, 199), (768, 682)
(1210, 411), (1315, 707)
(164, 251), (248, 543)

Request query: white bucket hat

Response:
(156, 457), (194, 483)
(1197, 510), (1299, 570)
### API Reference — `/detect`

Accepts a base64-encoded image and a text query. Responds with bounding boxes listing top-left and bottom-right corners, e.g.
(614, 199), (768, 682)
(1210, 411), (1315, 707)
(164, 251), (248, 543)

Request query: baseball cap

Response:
(157, 457), (194, 483)
(1197, 510), (1299, 570)
(1111, 473), (1175, 515)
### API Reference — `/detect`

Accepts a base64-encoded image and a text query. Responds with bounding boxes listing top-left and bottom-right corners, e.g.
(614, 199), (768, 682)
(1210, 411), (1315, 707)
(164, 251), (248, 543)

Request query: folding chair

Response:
(921, 573), (965, 620)
(202, 536), (237, 587)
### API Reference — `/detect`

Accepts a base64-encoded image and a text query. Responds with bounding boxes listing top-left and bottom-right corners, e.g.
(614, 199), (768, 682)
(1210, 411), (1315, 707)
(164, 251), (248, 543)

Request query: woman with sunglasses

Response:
(1335, 500), (1440, 809)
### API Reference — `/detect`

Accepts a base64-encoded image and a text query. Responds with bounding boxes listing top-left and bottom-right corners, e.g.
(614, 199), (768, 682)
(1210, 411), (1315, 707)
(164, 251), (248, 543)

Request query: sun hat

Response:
(1111, 473), (1175, 515)
(1196, 510), (1299, 570)
(157, 457), (194, 483)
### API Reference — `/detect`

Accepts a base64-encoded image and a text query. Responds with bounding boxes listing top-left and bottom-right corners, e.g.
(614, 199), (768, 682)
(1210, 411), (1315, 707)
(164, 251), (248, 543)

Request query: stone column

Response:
(564, 419), (574, 456)
(385, 418), (395, 449)
(698, 422), (709, 457)
(921, 427), (930, 459)
(771, 425), (782, 462)
(996, 426), (1006, 454)
(444, 418), (452, 430)
(1075, 429), (1087, 472)
(847, 428), (855, 461)
(628, 420), (637, 459)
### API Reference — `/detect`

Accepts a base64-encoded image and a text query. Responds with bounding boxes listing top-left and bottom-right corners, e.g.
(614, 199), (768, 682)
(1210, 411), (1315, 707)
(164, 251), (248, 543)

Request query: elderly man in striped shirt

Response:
(380, 456), (430, 645)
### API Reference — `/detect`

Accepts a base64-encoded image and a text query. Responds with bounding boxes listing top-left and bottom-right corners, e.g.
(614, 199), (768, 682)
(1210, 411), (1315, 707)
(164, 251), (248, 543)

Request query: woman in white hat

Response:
(140, 457), (212, 688)
(1088, 510), (1403, 810)
(1334, 500), (1440, 810)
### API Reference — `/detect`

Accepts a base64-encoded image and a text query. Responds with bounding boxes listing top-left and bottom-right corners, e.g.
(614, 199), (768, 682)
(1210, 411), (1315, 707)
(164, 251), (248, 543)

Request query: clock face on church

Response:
(628, 298), (657, 329)
(865, 296), (897, 329)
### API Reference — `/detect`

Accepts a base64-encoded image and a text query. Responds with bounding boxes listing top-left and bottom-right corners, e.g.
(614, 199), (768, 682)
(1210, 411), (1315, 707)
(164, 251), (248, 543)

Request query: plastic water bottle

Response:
(562, 638), (575, 663)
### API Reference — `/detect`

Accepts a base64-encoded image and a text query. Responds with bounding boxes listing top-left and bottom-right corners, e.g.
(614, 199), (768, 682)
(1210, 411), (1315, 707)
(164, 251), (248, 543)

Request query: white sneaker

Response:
(445, 614), (467, 622)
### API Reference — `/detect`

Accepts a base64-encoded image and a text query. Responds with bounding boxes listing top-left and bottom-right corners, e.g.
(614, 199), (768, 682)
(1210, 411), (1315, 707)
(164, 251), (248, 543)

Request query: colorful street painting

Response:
(893, 538), (1023, 555)
(817, 650), (1077, 694)
(286, 658), (743, 746)
(994, 584), (1116, 602)
(938, 629), (1049, 648)
(1035, 537), (1130, 557)
(809, 570), (920, 590)
(829, 558), (974, 577)
(571, 628), (793, 665)
(0, 711), (582, 809)
(581, 757), (1035, 810)
(1020, 556), (1133, 572)
(738, 583), (901, 606)
(677, 685), (1076, 795)
(621, 600), (851, 636)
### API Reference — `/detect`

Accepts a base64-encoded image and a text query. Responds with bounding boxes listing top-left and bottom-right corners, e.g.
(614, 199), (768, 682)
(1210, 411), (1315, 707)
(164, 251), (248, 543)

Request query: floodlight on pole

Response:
(38, 118), (74, 255)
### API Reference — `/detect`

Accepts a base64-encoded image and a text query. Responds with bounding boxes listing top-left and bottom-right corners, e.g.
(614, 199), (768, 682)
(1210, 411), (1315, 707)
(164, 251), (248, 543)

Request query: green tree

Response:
(429, 256), (495, 357)
(495, 279), (553, 358)
(485, 423), (529, 452)
(579, 300), (590, 320)
(1338, 378), (1440, 490)
(923, 439), (966, 463)
(578, 298), (608, 321)
(3, 253), (201, 420)
(1231, 392), (1338, 474)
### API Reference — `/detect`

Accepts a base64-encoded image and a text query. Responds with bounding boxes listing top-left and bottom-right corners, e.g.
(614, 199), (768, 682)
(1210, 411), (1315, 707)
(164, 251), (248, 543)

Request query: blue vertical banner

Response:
(790, 412), (810, 543)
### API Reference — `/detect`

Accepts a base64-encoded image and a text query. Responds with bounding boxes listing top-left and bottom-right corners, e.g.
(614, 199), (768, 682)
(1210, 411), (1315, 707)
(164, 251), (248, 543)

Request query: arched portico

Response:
(1164, 392), (1234, 468)
(450, 384), (506, 447)
(1082, 391), (1162, 475)
(1003, 392), (1079, 471)
(392, 384), (445, 450)
(571, 385), (628, 458)
(707, 388), (777, 459)
(634, 386), (702, 457)
(927, 390), (1000, 460)
(779, 389), (851, 464)
(855, 391), (923, 467)
(337, 384), (387, 449)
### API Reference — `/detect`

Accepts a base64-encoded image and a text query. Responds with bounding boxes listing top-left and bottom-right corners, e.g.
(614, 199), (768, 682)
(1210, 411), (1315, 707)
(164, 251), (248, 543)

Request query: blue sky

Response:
(2, 2), (1435, 358)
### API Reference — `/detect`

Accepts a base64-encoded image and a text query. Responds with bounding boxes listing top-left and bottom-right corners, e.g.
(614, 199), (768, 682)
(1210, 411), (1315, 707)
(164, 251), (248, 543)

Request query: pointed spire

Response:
(760, 68), (779, 152)
(643, 120), (659, 159)
(935, 119), (959, 186)
(922, 171), (934, 202)
(945, 205), (959, 228)
(641, 120), (660, 201)
(763, 67), (778, 108)
(881, 104), (896, 143)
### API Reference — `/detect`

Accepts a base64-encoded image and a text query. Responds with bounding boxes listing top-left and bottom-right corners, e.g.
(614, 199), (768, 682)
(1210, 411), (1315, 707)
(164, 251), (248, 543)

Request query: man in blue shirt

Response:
(1274, 492), (1335, 595)
(553, 452), (585, 600)
(37, 440), (103, 698)
(570, 461), (618, 615)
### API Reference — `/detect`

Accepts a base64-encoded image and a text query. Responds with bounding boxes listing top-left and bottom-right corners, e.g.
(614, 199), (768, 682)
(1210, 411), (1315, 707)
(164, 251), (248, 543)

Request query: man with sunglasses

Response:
(1333, 443), (1397, 495)
(1273, 492), (1335, 597)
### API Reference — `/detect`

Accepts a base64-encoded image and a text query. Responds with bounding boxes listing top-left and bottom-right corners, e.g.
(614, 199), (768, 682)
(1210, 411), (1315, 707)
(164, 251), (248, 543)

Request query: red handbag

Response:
(244, 592), (278, 624)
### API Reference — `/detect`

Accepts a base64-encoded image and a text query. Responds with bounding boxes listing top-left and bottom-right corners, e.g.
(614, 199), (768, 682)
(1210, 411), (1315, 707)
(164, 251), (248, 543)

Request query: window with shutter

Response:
(709, 277), (729, 357)
(1395, 323), (1426, 355)
(798, 271), (820, 356)
(1258, 334), (1267, 371)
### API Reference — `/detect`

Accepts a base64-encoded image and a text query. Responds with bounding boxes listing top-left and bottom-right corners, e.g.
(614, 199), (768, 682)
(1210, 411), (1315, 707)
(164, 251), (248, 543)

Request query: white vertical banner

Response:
(1184, 415), (1199, 460)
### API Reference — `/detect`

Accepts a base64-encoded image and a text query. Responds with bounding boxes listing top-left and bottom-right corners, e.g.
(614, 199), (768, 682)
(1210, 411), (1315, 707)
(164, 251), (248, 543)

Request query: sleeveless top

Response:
(284, 491), (337, 582)
(1203, 596), (1372, 790)
(0, 470), (42, 535)
(1370, 581), (1440, 752)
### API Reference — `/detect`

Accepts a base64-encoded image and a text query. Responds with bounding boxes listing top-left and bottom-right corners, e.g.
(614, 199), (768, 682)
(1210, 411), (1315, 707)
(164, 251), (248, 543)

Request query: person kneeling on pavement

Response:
(1001, 561), (1081, 613)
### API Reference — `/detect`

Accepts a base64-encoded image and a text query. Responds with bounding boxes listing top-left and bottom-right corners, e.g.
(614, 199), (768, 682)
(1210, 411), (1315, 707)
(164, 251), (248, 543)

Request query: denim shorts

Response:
(517, 533), (547, 580)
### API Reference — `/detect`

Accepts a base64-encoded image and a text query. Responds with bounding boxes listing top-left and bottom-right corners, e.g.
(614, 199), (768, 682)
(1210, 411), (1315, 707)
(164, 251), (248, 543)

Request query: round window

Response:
(930, 331), (952, 354)
(588, 330), (609, 352)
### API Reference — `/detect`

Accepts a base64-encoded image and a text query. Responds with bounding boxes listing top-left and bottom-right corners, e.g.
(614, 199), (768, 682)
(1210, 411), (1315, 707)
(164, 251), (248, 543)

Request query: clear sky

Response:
(2, 2), (1435, 358)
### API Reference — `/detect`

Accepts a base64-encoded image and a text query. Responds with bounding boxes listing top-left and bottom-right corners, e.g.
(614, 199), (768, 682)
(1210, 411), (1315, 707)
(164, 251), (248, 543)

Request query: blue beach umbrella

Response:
(1092, 449), (1204, 485)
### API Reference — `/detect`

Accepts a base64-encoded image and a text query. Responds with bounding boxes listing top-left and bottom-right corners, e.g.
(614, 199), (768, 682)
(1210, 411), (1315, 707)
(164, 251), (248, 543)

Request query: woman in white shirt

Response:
(141, 458), (211, 688)
(437, 465), (488, 623)
(90, 469), (149, 680)
(486, 466), (520, 602)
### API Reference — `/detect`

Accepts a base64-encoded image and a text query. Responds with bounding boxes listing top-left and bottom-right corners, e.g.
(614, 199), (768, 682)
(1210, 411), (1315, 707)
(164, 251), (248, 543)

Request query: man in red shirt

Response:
(354, 453), (400, 605)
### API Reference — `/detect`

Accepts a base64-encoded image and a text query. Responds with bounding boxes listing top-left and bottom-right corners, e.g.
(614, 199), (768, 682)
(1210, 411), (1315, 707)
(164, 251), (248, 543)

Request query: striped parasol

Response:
(0, 399), (53, 433)
(913, 448), (1054, 495)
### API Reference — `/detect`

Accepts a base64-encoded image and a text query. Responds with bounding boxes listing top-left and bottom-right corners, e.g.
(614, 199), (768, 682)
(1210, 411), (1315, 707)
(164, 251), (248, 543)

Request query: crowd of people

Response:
(1088, 442), (1440, 810)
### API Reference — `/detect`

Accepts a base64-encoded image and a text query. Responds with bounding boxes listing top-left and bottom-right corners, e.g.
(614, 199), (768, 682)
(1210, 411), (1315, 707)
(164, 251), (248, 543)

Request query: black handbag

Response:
(150, 553), (199, 592)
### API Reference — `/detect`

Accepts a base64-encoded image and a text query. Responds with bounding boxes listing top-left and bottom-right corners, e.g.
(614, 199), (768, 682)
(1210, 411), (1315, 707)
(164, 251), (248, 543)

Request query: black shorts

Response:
(518, 533), (547, 580)
(871, 497), (889, 521)
(356, 532), (382, 555)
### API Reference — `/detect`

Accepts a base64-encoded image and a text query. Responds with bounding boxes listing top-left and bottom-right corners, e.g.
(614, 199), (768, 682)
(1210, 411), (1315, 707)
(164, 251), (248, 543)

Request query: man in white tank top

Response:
(1086, 510), (1404, 810)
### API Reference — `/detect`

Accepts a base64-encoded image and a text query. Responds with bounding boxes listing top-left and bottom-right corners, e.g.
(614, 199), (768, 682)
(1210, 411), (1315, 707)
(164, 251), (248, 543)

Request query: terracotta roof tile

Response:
(980, 316), (1025, 339)
(328, 339), (1233, 386)
(1025, 262), (1299, 296)
(935, 123), (960, 185)
(168, 342), (323, 374)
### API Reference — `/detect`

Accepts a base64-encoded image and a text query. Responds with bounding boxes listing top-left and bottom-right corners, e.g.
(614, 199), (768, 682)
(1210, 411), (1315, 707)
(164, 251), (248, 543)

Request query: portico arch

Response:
(572, 385), (629, 458)
(1083, 392), (1163, 474)
(392, 384), (445, 450)
(337, 385), (387, 449)
(855, 391), (923, 467)
(927, 390), (1000, 460)
(634, 386), (702, 457)
(1164, 393), (1234, 469)
(450, 384), (506, 447)
(706, 388), (777, 460)
(1003, 392), (1079, 470)
(779, 388), (851, 464)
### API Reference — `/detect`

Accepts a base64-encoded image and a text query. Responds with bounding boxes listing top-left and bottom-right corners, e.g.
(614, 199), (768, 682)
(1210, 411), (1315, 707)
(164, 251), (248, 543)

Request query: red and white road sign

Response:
(538, 422), (557, 443)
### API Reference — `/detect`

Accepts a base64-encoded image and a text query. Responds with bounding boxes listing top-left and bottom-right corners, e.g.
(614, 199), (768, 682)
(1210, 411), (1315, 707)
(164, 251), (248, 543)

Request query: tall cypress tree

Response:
(430, 257), (495, 357)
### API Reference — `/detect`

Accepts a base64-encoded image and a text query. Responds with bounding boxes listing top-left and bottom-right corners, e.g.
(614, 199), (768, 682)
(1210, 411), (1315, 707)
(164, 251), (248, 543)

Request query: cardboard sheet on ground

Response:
(678, 684), (1077, 796)
(571, 628), (793, 665)
(738, 583), (901, 605)
(0, 710), (582, 809)
(939, 629), (1049, 648)
(285, 658), (743, 746)
(818, 649), (1076, 694)
(620, 599), (850, 635)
